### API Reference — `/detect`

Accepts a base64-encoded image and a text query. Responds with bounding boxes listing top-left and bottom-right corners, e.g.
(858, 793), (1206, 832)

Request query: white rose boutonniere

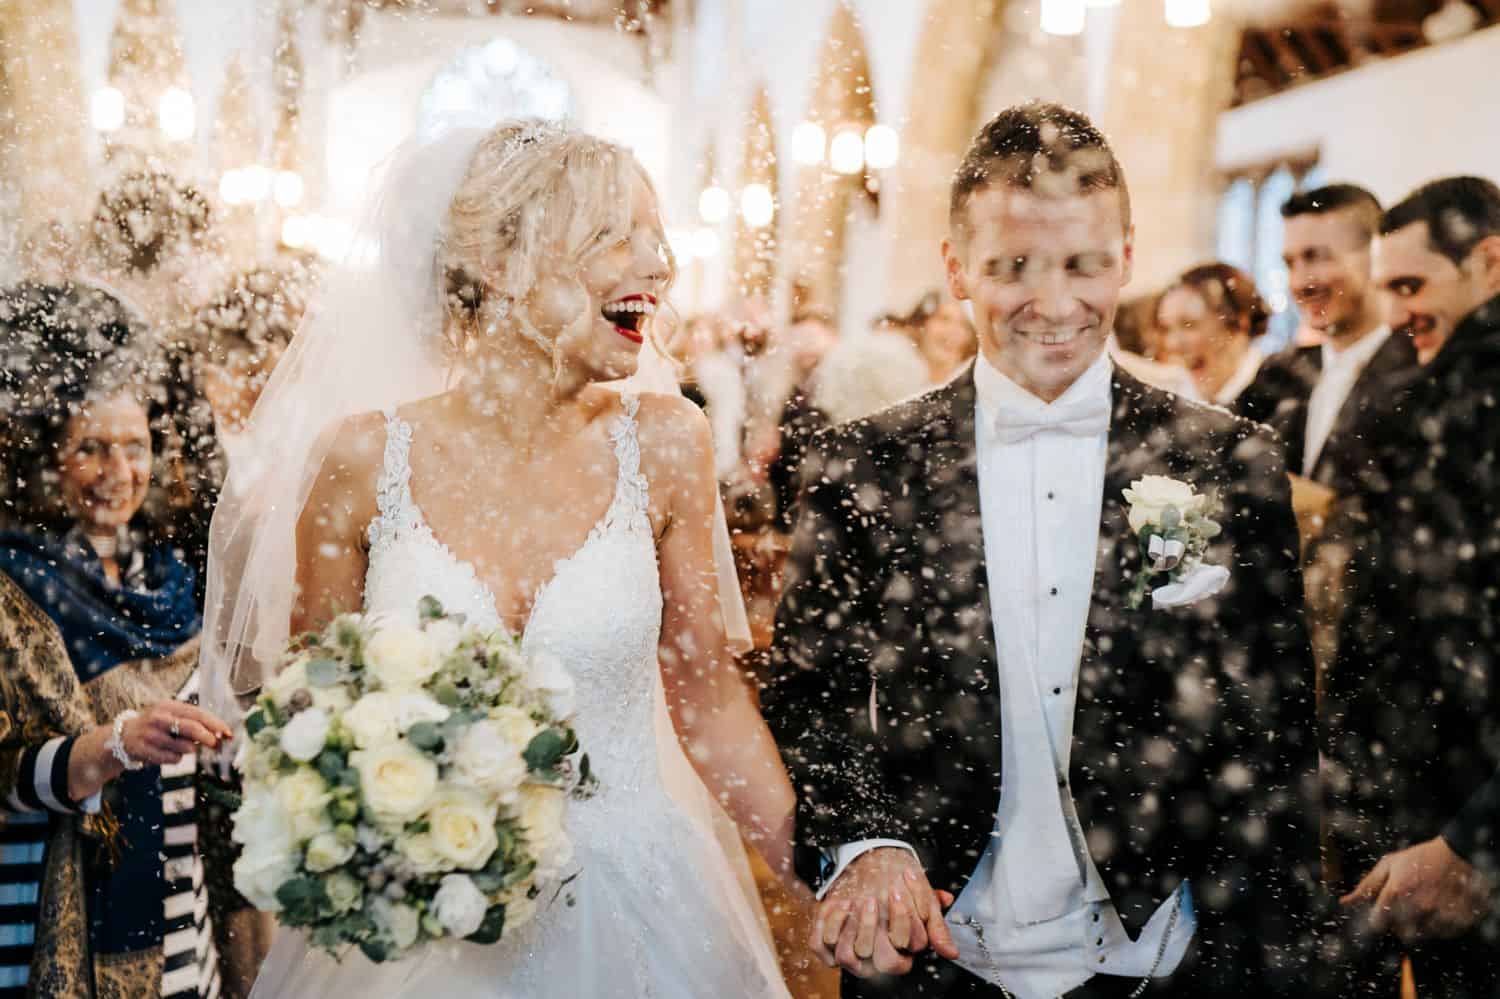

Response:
(1121, 475), (1229, 610)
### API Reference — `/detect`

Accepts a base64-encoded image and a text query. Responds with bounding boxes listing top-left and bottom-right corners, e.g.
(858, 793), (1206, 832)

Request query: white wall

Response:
(1216, 27), (1500, 202)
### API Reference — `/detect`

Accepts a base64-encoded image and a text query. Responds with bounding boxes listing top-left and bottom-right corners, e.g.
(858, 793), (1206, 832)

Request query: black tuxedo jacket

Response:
(763, 365), (1320, 996)
(1331, 297), (1500, 889)
(1242, 332), (1418, 494)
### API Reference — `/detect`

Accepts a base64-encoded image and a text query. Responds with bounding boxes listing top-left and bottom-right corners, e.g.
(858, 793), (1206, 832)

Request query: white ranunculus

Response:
(324, 871), (363, 914)
(352, 741), (439, 823)
(452, 717), (529, 800)
(431, 873), (489, 938)
(231, 784), (295, 854)
(1122, 475), (1207, 534)
(396, 832), (454, 875)
(372, 897), (421, 950)
(525, 652), (576, 718)
(393, 691), (450, 732)
(233, 844), (298, 911)
(274, 770), (334, 842)
(264, 656), (310, 707)
(363, 621), (440, 690)
(304, 831), (356, 872)
(425, 787), (500, 869)
(279, 707), (331, 762)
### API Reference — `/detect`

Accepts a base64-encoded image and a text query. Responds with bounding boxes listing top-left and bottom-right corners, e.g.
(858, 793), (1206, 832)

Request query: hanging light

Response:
(863, 125), (899, 171)
(791, 121), (827, 167)
(274, 170), (305, 208)
(219, 169), (244, 206)
(91, 87), (125, 132)
(280, 215), (311, 249)
(157, 86), (196, 141)
(698, 185), (730, 224)
(828, 129), (865, 176)
(240, 164), (272, 202)
(1041, 0), (1086, 36)
(739, 183), (775, 228)
(1164, 0), (1211, 28)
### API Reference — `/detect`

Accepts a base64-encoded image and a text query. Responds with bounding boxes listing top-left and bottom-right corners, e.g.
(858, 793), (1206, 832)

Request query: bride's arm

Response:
(291, 416), (383, 638)
(643, 395), (800, 888)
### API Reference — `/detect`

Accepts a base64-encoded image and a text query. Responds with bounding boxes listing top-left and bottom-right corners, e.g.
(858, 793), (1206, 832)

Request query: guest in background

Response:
(1155, 262), (1274, 416)
(1330, 176), (1500, 997)
(761, 311), (840, 532)
(18, 220), (82, 285)
(1248, 185), (1416, 493)
(86, 167), (225, 333)
(181, 263), (313, 466)
(1110, 293), (1196, 396)
(0, 282), (234, 999)
(903, 289), (976, 386)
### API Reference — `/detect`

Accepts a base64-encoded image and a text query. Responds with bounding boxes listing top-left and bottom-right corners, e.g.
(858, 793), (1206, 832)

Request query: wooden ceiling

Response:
(1233, 0), (1499, 104)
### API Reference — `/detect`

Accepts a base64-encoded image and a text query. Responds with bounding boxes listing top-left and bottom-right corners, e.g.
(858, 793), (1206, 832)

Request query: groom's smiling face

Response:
(943, 186), (1133, 402)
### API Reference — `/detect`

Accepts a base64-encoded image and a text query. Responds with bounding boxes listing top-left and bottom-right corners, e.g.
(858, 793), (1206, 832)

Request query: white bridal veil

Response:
(199, 122), (785, 995)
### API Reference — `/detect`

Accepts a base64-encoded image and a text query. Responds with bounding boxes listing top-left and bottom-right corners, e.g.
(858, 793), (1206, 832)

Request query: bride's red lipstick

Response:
(604, 294), (657, 344)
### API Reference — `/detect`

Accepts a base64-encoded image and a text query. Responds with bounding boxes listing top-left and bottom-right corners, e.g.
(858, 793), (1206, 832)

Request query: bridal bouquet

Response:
(230, 596), (590, 962)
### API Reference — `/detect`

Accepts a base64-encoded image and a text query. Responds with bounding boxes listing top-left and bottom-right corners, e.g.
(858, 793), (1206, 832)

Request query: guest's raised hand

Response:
(1340, 836), (1495, 942)
(123, 700), (234, 765)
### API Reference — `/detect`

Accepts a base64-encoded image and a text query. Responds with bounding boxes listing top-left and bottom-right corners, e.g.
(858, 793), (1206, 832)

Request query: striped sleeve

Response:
(1, 737), (98, 815)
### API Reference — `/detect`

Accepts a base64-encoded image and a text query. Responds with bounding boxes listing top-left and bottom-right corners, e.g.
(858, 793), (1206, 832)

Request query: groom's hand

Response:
(811, 847), (959, 978)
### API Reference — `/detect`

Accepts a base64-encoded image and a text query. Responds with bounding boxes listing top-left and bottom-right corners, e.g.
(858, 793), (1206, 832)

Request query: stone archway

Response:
(731, 83), (779, 300)
(780, 0), (877, 320)
(880, 0), (1006, 313)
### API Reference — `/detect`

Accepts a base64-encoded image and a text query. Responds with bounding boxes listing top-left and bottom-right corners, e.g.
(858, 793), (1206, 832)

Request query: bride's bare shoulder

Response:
(302, 411), (392, 527)
(630, 392), (715, 492)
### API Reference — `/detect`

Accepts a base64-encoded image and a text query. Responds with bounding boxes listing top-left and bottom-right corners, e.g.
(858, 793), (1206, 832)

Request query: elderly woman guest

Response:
(1155, 262), (1277, 418)
(0, 283), (233, 999)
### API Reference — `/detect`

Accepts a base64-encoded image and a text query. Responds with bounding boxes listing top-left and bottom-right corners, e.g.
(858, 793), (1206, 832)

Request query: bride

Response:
(200, 120), (802, 996)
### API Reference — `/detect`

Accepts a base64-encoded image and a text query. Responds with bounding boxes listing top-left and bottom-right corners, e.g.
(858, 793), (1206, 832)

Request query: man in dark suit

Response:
(1330, 176), (1500, 998)
(763, 103), (1320, 999)
(1248, 185), (1417, 496)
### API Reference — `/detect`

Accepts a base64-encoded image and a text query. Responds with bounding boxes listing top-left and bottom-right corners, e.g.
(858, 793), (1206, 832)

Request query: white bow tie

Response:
(989, 395), (1110, 445)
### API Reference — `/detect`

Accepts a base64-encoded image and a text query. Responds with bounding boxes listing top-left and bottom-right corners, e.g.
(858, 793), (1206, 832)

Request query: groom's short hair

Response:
(949, 101), (1130, 241)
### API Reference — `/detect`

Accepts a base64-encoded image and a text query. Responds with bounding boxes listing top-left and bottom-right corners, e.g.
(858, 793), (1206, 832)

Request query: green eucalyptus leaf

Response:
(418, 595), (445, 622)
(523, 729), (568, 772)
(306, 658), (342, 687)
(407, 722), (445, 753)
(466, 905), (506, 945)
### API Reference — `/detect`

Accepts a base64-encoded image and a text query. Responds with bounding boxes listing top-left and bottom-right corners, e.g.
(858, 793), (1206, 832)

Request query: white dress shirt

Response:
(1301, 326), (1391, 477)
(1212, 344), (1264, 407)
(825, 352), (1194, 998)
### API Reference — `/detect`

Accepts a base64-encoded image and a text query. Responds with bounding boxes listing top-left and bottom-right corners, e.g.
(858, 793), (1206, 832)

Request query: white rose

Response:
(304, 831), (355, 872)
(279, 707), (331, 762)
(234, 845), (298, 911)
(1122, 475), (1207, 534)
(423, 618), (464, 659)
(310, 683), (353, 714)
(515, 785), (570, 877)
(324, 871), (363, 914)
(431, 873), (489, 938)
(352, 741), (439, 823)
(274, 769), (334, 842)
(343, 691), (451, 749)
(264, 657), (310, 707)
(524, 652), (576, 718)
(396, 832), (454, 875)
(372, 897), (421, 950)
(363, 621), (439, 690)
(231, 784), (294, 851)
(425, 787), (500, 869)
(452, 717), (529, 800)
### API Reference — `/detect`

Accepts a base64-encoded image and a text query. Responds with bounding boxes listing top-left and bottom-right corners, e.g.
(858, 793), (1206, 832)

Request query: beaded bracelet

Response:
(107, 709), (145, 771)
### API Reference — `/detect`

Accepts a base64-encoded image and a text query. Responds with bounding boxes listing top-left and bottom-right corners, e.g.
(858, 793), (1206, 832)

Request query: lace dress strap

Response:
(602, 393), (650, 533)
(368, 410), (415, 548)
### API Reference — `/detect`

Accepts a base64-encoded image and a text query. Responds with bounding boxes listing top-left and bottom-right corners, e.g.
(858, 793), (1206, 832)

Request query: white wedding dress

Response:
(250, 394), (785, 998)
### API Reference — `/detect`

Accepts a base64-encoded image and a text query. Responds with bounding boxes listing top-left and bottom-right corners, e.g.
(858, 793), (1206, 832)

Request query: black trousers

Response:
(842, 955), (1192, 999)
(1323, 927), (1500, 999)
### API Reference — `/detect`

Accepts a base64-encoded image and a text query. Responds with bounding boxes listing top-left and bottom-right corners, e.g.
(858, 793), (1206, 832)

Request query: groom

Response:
(763, 103), (1321, 998)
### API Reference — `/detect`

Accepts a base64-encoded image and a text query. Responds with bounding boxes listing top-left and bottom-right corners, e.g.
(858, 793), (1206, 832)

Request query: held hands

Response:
(811, 846), (959, 978)
(1341, 836), (1496, 942)
(121, 700), (233, 766)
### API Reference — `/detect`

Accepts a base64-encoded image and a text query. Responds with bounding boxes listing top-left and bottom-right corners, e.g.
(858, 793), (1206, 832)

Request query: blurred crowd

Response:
(2, 159), (1500, 998)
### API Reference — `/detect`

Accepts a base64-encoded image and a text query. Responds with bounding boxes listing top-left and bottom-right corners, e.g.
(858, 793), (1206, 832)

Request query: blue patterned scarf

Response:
(0, 527), (201, 956)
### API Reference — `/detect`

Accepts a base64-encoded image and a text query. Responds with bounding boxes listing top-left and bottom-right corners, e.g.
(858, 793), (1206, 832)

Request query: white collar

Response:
(973, 348), (1114, 420)
(1321, 324), (1391, 371)
(1212, 345), (1264, 406)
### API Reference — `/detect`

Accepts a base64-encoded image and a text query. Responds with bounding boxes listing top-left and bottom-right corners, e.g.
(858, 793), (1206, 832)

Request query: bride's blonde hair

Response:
(439, 120), (675, 364)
